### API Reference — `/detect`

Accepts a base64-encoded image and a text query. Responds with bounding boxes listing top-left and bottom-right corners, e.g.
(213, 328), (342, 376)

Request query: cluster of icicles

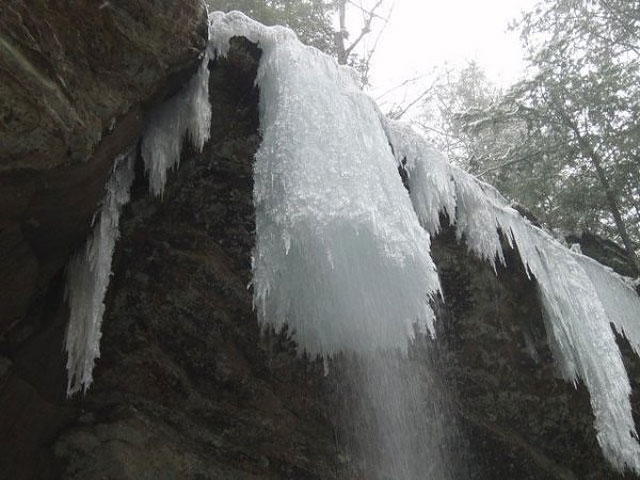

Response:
(64, 11), (640, 473)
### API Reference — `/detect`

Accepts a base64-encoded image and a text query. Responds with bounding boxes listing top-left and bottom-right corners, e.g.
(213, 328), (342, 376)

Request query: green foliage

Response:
(206, 0), (337, 54)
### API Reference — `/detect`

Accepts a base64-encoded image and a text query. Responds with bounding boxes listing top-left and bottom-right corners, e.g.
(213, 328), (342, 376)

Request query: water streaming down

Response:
(330, 345), (467, 479)
(62, 10), (640, 476)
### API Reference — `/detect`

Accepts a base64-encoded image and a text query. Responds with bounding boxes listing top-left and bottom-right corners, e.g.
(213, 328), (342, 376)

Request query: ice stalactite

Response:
(385, 118), (640, 472)
(141, 55), (212, 197)
(64, 151), (135, 396)
(382, 120), (457, 236)
(210, 12), (442, 356)
(578, 255), (640, 357)
(64, 51), (212, 395)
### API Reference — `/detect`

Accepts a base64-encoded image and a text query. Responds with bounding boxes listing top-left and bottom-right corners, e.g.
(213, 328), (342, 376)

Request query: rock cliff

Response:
(1, 3), (639, 479)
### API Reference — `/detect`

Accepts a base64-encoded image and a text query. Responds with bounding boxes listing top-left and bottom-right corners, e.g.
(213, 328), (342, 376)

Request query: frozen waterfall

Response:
(64, 10), (640, 476)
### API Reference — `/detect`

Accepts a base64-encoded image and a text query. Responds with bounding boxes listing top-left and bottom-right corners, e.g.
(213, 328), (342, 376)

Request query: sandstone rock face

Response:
(0, 0), (208, 335)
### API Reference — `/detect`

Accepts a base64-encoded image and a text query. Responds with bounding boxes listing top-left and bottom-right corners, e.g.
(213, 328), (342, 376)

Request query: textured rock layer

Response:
(0, 0), (208, 335)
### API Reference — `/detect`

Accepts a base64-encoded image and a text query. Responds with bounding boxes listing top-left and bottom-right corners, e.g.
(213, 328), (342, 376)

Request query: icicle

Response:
(385, 118), (640, 471)
(141, 54), (211, 197)
(381, 120), (456, 235)
(450, 166), (508, 269)
(210, 12), (441, 355)
(64, 151), (135, 396)
(578, 255), (640, 357)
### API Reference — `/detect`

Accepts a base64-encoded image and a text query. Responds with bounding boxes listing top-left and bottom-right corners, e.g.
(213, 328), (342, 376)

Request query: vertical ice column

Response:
(64, 151), (135, 396)
(141, 55), (212, 197)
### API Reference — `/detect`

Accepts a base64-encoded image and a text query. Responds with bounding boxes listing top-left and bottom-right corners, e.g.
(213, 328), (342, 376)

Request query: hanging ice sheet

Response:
(209, 12), (442, 355)
(385, 117), (640, 472)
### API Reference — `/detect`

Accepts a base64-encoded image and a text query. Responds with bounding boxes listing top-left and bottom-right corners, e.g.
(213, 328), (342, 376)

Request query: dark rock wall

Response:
(0, 2), (208, 478)
(0, 0), (208, 336)
(430, 229), (631, 480)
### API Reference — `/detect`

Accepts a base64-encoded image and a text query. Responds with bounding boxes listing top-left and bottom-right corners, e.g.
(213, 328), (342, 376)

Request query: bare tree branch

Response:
(346, 0), (388, 21)
(388, 84), (435, 120)
(375, 75), (425, 101)
(345, 0), (385, 57)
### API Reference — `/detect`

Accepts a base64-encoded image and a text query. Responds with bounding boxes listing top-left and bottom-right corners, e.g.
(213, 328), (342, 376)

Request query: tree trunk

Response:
(553, 104), (640, 275)
(334, 0), (348, 64)
(576, 134), (640, 275)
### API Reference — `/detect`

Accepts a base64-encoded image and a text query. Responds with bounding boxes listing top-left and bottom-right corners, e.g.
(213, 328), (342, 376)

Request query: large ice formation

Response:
(209, 12), (441, 355)
(63, 10), (640, 473)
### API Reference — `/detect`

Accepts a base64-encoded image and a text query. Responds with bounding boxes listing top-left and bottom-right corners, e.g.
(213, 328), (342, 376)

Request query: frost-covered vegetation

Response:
(64, 10), (640, 473)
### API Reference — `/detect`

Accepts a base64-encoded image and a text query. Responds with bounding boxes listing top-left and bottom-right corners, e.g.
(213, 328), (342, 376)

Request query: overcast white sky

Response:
(357, 0), (538, 106)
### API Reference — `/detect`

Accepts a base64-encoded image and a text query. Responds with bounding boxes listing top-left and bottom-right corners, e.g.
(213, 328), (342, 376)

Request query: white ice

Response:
(382, 120), (456, 236)
(210, 12), (442, 355)
(64, 151), (135, 396)
(578, 255), (640, 358)
(141, 54), (211, 197)
(64, 19), (213, 398)
(387, 120), (640, 471)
